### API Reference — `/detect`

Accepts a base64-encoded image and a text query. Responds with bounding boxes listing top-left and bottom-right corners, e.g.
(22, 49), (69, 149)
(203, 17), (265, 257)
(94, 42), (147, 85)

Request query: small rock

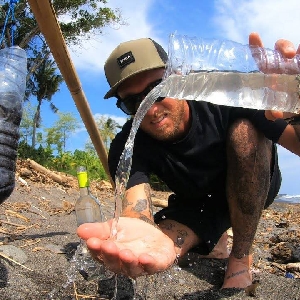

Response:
(0, 245), (28, 264)
(270, 242), (294, 263)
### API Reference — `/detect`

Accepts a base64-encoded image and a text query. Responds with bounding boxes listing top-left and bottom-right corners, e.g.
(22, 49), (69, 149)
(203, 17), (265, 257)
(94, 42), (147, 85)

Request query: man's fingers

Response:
(77, 222), (111, 240)
(274, 39), (296, 59)
(138, 253), (164, 275)
(265, 111), (275, 121)
(97, 240), (122, 274)
(249, 32), (263, 47)
(119, 249), (146, 278)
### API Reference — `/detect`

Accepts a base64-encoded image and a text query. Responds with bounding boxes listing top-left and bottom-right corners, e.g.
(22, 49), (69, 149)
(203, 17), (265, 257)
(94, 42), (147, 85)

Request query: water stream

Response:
(110, 85), (163, 236)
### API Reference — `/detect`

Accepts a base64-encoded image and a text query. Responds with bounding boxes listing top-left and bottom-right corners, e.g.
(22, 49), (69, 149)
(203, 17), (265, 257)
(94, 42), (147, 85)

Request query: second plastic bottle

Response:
(158, 33), (300, 113)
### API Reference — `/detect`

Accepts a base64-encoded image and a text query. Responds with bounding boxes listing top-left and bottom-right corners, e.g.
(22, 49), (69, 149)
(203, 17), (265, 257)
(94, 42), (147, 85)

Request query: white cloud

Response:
(213, 0), (300, 48)
(68, 0), (159, 73)
(93, 113), (128, 127)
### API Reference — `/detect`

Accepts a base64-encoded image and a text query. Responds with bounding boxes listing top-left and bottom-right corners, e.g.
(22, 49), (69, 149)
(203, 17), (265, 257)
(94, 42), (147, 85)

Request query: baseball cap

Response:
(104, 38), (168, 99)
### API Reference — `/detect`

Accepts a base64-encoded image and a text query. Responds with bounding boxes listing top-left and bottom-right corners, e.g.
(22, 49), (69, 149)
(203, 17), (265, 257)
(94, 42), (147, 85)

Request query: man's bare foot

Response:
(199, 232), (230, 259)
(221, 254), (253, 289)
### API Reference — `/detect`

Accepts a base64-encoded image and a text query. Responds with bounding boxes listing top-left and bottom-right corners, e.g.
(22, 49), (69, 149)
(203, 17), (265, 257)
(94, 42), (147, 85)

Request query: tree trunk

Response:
(32, 101), (41, 148)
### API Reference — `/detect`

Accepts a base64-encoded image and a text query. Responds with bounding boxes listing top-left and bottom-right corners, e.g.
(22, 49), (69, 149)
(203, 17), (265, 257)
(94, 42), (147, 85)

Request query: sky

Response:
(37, 0), (300, 195)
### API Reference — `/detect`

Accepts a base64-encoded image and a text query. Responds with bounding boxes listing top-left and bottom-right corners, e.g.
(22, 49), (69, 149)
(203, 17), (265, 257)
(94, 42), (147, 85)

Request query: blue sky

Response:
(37, 0), (300, 195)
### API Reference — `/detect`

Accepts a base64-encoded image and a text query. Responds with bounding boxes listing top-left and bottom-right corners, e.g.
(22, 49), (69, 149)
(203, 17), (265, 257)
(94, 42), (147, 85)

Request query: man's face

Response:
(117, 69), (190, 141)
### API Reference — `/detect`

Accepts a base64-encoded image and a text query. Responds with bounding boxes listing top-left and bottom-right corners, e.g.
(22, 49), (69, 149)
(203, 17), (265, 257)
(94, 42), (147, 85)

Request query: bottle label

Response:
(77, 171), (89, 188)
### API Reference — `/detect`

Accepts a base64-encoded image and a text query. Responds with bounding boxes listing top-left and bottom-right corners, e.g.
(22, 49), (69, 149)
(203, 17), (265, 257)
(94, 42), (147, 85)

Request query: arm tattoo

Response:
(159, 222), (176, 231)
(175, 229), (188, 248)
(122, 196), (133, 211)
(133, 199), (148, 212)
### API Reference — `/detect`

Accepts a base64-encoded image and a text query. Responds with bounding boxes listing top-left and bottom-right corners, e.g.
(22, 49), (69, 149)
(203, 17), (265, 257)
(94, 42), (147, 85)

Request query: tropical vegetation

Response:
(0, 0), (124, 180)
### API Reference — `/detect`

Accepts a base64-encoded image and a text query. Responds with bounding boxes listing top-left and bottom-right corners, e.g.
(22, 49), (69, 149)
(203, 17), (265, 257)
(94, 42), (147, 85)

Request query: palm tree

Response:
(99, 117), (122, 151)
(85, 116), (122, 152)
(29, 58), (63, 148)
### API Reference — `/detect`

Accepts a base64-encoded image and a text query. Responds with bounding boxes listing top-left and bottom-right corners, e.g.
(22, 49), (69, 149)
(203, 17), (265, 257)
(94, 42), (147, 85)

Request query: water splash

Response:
(47, 242), (115, 299)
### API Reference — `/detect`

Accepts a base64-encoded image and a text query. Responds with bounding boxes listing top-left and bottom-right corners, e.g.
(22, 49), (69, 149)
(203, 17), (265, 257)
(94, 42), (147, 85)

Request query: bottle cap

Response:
(77, 166), (89, 188)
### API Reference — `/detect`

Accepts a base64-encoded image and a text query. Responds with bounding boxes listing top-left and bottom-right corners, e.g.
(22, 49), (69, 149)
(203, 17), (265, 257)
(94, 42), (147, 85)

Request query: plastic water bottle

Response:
(0, 46), (27, 203)
(159, 33), (300, 113)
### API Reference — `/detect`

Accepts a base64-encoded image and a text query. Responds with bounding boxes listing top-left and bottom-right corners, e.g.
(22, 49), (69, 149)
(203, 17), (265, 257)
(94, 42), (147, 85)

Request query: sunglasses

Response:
(116, 79), (164, 115)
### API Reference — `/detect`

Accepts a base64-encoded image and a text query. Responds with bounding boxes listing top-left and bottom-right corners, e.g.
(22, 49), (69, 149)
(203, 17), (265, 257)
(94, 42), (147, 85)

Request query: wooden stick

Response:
(0, 219), (27, 228)
(5, 210), (30, 222)
(27, 158), (69, 185)
(27, 0), (114, 188)
(151, 197), (168, 208)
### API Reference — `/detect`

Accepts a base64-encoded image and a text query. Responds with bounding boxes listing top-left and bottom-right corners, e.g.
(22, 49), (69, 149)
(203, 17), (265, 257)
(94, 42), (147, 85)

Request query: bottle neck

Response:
(79, 186), (90, 196)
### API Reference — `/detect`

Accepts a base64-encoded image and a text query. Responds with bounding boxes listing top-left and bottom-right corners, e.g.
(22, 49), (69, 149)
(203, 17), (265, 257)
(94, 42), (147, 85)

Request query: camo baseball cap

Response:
(104, 38), (168, 99)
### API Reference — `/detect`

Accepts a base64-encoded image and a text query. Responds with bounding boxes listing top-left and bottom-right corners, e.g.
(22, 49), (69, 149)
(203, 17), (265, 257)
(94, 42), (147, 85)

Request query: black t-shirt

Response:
(108, 101), (287, 202)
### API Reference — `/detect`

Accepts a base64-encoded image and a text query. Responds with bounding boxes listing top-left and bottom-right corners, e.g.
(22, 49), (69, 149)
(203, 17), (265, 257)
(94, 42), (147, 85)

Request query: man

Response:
(77, 32), (300, 289)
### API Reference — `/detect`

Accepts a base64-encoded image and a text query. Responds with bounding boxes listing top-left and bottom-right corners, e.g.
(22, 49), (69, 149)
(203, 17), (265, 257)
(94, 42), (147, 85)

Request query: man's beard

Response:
(143, 101), (186, 142)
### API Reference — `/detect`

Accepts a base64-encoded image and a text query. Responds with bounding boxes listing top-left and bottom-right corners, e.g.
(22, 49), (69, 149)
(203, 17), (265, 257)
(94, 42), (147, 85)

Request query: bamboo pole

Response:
(27, 0), (114, 188)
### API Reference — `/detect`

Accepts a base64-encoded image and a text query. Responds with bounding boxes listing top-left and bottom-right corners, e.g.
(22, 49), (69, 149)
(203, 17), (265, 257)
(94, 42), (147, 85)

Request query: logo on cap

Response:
(117, 51), (135, 69)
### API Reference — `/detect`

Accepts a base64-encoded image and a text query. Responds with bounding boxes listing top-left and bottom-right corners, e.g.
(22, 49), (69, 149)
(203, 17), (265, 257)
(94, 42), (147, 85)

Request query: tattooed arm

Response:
(121, 183), (154, 221)
(158, 219), (200, 257)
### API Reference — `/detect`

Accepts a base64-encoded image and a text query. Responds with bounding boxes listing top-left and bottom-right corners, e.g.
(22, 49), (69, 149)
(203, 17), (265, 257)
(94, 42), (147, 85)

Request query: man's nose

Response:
(145, 102), (160, 116)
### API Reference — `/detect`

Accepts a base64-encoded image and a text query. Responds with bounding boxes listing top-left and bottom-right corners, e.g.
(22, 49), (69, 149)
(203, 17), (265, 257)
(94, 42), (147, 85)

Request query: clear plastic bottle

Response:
(0, 46), (27, 203)
(159, 33), (300, 113)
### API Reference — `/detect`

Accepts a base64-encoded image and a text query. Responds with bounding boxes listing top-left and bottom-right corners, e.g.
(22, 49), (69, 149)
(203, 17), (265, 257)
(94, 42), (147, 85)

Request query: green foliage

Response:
(0, 0), (126, 183)
(18, 141), (54, 166)
(72, 149), (107, 180)
(17, 142), (108, 181)
(54, 0), (124, 46)
(19, 102), (36, 144)
(0, 0), (124, 49)
(85, 115), (122, 152)
(0, 0), (125, 154)
(44, 112), (80, 153)
(28, 58), (64, 148)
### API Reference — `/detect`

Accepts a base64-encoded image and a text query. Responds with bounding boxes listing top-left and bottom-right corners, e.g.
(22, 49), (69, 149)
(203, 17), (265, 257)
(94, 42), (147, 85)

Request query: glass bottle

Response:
(75, 165), (104, 226)
(74, 166), (113, 281)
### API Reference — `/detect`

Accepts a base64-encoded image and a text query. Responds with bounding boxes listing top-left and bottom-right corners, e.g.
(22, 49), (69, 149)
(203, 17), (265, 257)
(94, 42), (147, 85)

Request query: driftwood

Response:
(151, 197), (168, 208)
(26, 159), (69, 185)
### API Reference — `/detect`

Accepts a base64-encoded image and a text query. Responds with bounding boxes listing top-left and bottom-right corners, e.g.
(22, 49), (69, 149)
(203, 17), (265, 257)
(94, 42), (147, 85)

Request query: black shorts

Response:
(154, 144), (281, 255)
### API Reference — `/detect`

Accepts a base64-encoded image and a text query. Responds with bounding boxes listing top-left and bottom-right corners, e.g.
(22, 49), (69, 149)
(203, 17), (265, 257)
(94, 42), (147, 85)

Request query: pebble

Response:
(0, 245), (28, 264)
